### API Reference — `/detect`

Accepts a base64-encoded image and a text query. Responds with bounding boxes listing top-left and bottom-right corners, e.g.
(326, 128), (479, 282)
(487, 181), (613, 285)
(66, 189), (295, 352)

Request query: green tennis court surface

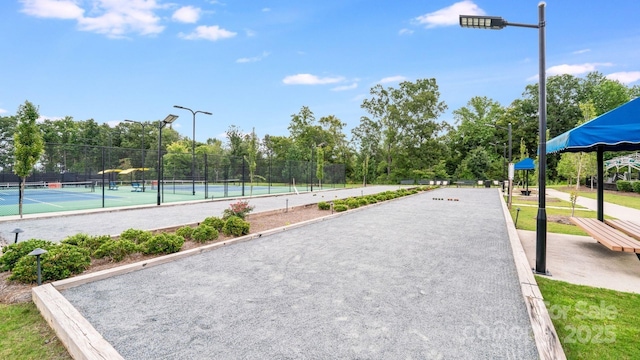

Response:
(0, 181), (310, 217)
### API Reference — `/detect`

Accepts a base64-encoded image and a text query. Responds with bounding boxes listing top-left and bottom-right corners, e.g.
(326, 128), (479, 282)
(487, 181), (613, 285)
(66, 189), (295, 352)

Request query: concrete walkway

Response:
(61, 188), (539, 359)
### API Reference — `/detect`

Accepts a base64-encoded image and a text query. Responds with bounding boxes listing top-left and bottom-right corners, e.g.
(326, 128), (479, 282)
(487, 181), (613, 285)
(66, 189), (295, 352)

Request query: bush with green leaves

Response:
(192, 224), (219, 243)
(93, 240), (139, 262)
(119, 228), (153, 244)
(9, 244), (90, 283)
(202, 216), (225, 230)
(334, 204), (348, 212)
(357, 197), (369, 206)
(141, 233), (184, 255)
(617, 180), (633, 192)
(365, 196), (378, 204)
(175, 226), (194, 240)
(333, 199), (346, 206)
(633, 181), (640, 194)
(0, 239), (56, 272)
(222, 216), (250, 237)
(61, 233), (111, 253)
(318, 201), (331, 210)
(346, 198), (360, 209)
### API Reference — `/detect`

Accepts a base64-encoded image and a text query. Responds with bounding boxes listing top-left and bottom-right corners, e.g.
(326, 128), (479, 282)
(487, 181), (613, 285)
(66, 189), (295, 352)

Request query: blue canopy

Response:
(546, 97), (640, 154)
(514, 157), (535, 170)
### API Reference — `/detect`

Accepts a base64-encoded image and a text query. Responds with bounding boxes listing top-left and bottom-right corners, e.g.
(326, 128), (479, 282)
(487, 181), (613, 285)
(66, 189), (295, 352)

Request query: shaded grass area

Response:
(0, 303), (70, 360)
(537, 276), (640, 360)
(508, 203), (595, 236)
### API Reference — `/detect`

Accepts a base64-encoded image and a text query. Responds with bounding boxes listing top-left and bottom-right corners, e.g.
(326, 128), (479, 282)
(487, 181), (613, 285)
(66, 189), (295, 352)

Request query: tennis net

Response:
(0, 181), (95, 196)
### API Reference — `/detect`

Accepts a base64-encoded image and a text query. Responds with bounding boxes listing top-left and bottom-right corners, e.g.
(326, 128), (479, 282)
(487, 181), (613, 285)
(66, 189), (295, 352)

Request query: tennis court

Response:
(0, 180), (321, 217)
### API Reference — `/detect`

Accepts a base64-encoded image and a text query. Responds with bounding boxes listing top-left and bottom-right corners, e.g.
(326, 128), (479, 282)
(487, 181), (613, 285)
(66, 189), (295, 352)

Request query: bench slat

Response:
(571, 217), (640, 253)
(606, 220), (640, 242)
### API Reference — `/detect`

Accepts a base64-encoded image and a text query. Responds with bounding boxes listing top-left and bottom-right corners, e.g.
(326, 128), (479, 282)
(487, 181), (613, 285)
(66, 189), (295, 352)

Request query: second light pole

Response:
(174, 105), (212, 196)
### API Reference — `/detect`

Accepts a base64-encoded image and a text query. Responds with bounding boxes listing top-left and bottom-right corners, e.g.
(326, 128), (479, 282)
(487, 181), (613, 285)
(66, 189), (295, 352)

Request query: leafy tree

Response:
(0, 115), (17, 172)
(351, 116), (381, 185)
(14, 101), (44, 217)
(246, 128), (259, 195)
(360, 78), (447, 181)
(463, 147), (491, 180)
(316, 145), (324, 188)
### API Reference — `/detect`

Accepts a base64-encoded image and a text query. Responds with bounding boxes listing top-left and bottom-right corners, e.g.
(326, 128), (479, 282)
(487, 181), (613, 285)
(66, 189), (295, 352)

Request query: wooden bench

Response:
(131, 182), (142, 192)
(605, 219), (640, 242)
(570, 217), (640, 260)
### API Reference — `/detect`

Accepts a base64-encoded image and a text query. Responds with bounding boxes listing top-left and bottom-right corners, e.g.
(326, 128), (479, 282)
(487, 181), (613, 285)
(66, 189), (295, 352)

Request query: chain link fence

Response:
(0, 144), (345, 216)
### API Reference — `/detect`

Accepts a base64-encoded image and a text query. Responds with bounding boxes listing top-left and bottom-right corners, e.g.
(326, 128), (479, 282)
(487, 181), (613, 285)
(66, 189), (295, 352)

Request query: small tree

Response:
(316, 146), (324, 189)
(13, 101), (44, 218)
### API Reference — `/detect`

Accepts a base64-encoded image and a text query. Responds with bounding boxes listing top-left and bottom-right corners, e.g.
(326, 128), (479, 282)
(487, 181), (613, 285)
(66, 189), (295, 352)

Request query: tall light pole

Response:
(460, 2), (547, 274)
(490, 142), (507, 192)
(157, 114), (179, 206)
(125, 119), (147, 192)
(173, 105), (212, 196)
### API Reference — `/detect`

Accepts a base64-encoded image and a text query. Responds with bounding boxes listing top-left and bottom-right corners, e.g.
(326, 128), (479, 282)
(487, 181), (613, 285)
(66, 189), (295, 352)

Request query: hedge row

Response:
(0, 207), (251, 284)
(615, 180), (640, 193)
(317, 186), (434, 212)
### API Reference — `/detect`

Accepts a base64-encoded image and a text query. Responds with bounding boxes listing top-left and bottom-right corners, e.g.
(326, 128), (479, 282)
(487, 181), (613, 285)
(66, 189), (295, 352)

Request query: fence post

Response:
(242, 157), (246, 197)
(204, 153), (208, 199)
(101, 147), (105, 208)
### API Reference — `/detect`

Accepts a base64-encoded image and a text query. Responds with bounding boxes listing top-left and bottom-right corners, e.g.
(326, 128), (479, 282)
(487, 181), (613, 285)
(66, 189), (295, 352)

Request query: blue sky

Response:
(1, 0), (639, 143)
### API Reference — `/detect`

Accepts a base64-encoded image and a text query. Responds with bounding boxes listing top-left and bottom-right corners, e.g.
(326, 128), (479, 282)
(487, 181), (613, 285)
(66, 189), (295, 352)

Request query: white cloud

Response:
(20, 0), (84, 19)
(606, 71), (640, 84)
(573, 49), (590, 55)
(380, 75), (407, 84)
(0, 108), (7, 114)
(236, 51), (270, 63)
(262, 8), (271, 12)
(180, 25), (237, 41)
(398, 28), (414, 35)
(282, 74), (344, 85)
(414, 0), (484, 28)
(21, 0), (168, 37)
(526, 62), (614, 81)
(331, 83), (358, 91)
(547, 63), (613, 76)
(172, 6), (200, 23)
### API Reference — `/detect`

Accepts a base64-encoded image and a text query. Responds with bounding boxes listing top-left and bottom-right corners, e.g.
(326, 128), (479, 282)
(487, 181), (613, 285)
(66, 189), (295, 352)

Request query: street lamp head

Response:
(201, 111), (213, 116)
(124, 119), (139, 124)
(163, 114), (179, 125)
(173, 105), (187, 110)
(459, 15), (507, 29)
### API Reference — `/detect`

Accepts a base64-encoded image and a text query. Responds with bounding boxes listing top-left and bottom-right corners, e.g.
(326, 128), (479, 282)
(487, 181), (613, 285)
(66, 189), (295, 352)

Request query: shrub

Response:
(175, 226), (194, 240)
(365, 196), (378, 204)
(9, 244), (90, 283)
(333, 199), (346, 206)
(93, 240), (139, 262)
(616, 180), (633, 192)
(202, 216), (225, 230)
(192, 225), (219, 243)
(334, 204), (348, 212)
(346, 198), (360, 209)
(357, 197), (369, 206)
(0, 239), (56, 272)
(62, 233), (110, 253)
(141, 233), (184, 255)
(318, 201), (331, 210)
(119, 228), (153, 244)
(222, 200), (254, 219)
(633, 181), (640, 194)
(222, 216), (250, 237)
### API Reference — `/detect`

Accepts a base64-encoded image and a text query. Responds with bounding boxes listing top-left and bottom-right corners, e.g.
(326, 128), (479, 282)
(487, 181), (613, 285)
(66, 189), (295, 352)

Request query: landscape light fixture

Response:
(28, 248), (48, 285)
(11, 228), (24, 244)
(460, 2), (548, 274)
(157, 114), (179, 206)
(124, 119), (148, 192)
(173, 105), (213, 196)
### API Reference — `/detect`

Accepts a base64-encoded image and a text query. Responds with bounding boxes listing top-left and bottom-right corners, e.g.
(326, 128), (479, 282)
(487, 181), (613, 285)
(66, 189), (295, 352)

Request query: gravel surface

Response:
(63, 188), (538, 359)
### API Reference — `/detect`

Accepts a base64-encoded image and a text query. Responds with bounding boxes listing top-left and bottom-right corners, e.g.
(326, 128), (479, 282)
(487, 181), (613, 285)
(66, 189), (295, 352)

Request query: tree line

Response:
(2, 71), (639, 186)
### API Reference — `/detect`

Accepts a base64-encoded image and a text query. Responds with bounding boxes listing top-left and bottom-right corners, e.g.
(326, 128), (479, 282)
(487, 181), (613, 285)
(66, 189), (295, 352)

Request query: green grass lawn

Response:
(537, 276), (640, 360)
(508, 202), (596, 236)
(0, 303), (70, 359)
(551, 185), (640, 210)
